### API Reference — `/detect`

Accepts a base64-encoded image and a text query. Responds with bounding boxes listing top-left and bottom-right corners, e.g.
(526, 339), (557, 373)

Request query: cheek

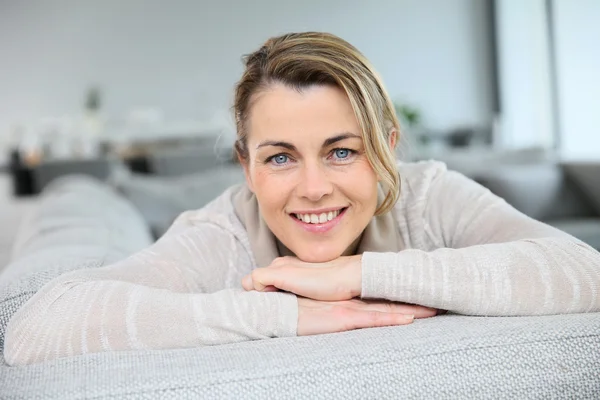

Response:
(251, 168), (291, 213)
(342, 162), (379, 205)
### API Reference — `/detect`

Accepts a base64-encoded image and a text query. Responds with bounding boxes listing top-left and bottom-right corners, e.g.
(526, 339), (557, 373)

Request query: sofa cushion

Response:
(469, 163), (595, 220)
(0, 175), (38, 273)
(563, 161), (600, 215)
(1, 312), (599, 398)
(147, 145), (232, 177)
(549, 218), (600, 250)
(0, 176), (153, 357)
(113, 165), (245, 238)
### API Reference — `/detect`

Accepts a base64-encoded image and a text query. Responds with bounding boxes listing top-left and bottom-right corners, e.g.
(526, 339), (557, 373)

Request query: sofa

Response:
(436, 150), (600, 250)
(470, 162), (600, 250)
(1, 161), (600, 398)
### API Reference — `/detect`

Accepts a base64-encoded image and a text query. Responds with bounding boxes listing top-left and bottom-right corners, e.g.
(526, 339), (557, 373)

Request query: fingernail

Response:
(404, 314), (414, 320)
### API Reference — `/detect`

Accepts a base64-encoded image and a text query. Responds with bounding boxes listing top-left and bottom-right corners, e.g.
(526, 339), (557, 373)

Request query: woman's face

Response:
(242, 83), (383, 263)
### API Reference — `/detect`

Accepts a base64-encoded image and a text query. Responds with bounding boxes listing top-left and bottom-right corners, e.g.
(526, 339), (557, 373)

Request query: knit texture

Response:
(2, 161), (600, 369)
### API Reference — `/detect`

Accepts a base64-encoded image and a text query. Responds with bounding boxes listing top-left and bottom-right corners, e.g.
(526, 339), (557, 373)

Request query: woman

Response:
(5, 32), (600, 366)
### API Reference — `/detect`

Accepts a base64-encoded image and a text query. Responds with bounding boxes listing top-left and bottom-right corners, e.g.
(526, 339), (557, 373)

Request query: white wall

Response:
(0, 0), (493, 143)
(494, 0), (555, 150)
(552, 0), (600, 158)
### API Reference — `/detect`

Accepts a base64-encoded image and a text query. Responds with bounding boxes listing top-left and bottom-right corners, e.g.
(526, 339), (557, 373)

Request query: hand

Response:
(241, 255), (362, 301)
(297, 297), (439, 336)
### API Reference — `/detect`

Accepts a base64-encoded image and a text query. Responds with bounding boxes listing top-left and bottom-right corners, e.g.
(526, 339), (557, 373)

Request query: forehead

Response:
(247, 83), (361, 143)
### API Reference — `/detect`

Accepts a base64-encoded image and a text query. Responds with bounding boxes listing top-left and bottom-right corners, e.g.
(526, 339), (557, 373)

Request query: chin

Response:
(293, 245), (344, 263)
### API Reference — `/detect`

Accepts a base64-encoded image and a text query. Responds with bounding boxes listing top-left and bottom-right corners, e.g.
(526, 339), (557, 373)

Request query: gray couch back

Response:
(468, 163), (597, 221)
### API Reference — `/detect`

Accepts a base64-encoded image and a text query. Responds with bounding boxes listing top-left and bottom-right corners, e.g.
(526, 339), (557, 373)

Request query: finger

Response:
(241, 275), (260, 291)
(344, 308), (414, 331)
(388, 304), (438, 319)
(242, 273), (277, 292)
(242, 275), (251, 290)
(343, 300), (437, 319)
(250, 266), (325, 296)
(247, 268), (286, 292)
(367, 300), (437, 319)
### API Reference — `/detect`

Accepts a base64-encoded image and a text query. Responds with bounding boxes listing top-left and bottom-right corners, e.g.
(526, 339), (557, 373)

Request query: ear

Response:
(238, 154), (255, 193)
(388, 128), (397, 149)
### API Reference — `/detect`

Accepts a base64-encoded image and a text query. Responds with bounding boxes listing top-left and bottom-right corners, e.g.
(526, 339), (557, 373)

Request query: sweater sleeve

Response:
(3, 212), (298, 366)
(361, 168), (600, 316)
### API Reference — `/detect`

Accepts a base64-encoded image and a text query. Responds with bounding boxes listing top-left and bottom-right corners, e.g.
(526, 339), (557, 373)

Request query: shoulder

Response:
(395, 160), (450, 208)
(161, 184), (255, 257)
(166, 184), (245, 229)
(393, 160), (491, 246)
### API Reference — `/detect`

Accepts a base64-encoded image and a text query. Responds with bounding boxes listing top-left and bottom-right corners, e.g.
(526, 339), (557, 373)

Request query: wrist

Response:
(350, 254), (363, 298)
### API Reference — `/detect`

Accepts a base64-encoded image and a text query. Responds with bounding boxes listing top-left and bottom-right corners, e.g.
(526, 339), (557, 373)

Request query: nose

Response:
(297, 162), (333, 202)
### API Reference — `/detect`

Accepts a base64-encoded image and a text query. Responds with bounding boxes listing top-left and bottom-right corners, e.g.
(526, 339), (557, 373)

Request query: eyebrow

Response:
(256, 133), (361, 151)
(323, 133), (361, 147)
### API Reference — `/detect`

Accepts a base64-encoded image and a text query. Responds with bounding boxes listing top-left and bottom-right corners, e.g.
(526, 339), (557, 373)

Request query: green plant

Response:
(394, 103), (422, 128)
(85, 86), (102, 111)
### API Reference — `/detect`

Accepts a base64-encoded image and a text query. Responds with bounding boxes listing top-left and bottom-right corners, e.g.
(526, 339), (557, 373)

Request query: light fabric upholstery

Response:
(112, 164), (245, 238)
(1, 313), (599, 398)
(0, 176), (153, 356)
(2, 176), (600, 398)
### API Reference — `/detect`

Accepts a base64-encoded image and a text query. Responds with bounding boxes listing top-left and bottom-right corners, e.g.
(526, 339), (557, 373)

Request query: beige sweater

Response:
(4, 161), (600, 366)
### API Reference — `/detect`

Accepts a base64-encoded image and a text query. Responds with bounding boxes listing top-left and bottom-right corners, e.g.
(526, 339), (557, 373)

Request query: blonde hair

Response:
(233, 32), (400, 215)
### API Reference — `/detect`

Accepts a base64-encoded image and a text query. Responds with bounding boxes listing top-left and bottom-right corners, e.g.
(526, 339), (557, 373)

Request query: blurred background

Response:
(1, 0), (600, 265)
(0, 0), (598, 186)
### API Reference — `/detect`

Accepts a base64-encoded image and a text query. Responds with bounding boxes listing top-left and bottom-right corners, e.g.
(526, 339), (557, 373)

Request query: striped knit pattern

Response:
(4, 161), (600, 366)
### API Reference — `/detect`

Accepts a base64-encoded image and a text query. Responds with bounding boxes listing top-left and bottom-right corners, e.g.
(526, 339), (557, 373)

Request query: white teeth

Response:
(294, 209), (344, 224)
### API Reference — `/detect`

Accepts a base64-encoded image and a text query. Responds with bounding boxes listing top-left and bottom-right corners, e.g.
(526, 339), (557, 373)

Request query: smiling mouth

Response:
(291, 207), (348, 224)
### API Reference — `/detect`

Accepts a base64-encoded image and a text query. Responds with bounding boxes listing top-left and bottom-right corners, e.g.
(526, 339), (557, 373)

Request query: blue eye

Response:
(334, 148), (350, 159)
(272, 154), (288, 164)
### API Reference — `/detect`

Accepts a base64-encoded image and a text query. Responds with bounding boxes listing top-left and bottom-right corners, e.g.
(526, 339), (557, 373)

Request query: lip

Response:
(290, 207), (348, 234)
(288, 206), (346, 215)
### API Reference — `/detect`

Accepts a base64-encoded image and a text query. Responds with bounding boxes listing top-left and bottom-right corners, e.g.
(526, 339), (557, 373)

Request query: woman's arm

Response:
(3, 213), (297, 366)
(361, 168), (600, 316)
